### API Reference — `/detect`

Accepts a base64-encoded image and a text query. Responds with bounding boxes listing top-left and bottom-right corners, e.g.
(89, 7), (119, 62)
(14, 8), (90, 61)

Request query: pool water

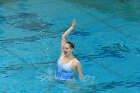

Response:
(0, 0), (140, 93)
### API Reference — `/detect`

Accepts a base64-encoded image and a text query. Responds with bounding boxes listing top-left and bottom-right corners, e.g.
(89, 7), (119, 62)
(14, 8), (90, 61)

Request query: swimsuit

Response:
(56, 56), (74, 80)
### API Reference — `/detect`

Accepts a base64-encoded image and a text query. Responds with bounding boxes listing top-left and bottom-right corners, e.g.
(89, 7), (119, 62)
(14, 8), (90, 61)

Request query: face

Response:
(63, 43), (73, 56)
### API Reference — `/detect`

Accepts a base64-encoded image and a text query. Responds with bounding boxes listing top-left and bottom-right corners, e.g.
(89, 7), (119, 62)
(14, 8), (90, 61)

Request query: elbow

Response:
(62, 35), (66, 40)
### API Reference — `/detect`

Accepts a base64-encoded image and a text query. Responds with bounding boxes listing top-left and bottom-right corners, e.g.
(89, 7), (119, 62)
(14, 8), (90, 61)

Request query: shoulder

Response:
(73, 58), (81, 66)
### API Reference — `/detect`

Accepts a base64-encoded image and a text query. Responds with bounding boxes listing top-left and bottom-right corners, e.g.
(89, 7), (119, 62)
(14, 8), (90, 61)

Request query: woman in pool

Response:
(56, 19), (84, 80)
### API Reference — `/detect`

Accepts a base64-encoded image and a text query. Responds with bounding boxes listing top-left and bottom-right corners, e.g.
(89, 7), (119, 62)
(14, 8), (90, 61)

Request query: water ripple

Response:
(2, 12), (53, 32)
(0, 16), (6, 22)
(72, 30), (91, 36)
(0, 0), (18, 4)
(92, 79), (140, 92)
(0, 34), (46, 44)
(0, 62), (56, 75)
(93, 43), (135, 58)
(77, 43), (140, 60)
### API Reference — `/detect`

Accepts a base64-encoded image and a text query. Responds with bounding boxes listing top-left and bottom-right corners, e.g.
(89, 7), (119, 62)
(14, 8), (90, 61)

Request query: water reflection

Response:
(0, 34), (47, 44)
(93, 43), (139, 58)
(0, 0), (18, 4)
(0, 12), (54, 44)
(95, 43), (128, 58)
(0, 16), (6, 22)
(72, 30), (91, 36)
(66, 0), (140, 22)
(118, 0), (130, 3)
(5, 12), (53, 31)
(0, 61), (56, 76)
(77, 43), (140, 60)
(91, 79), (140, 92)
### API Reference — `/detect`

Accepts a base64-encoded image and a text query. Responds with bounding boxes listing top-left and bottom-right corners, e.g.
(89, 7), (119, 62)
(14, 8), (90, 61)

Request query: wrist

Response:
(71, 25), (75, 28)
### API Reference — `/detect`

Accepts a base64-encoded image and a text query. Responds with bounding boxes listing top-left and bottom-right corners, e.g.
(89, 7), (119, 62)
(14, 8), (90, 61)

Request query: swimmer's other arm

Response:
(76, 61), (84, 80)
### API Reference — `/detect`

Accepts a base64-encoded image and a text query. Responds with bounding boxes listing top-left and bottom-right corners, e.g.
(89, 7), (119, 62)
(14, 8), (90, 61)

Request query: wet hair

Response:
(66, 41), (74, 49)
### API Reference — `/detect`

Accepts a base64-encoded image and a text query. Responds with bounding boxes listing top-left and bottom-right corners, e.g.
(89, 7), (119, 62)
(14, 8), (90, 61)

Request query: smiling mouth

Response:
(64, 51), (67, 55)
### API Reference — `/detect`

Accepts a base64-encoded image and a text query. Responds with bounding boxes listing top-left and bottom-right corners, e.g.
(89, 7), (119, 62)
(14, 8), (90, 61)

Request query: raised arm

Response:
(60, 19), (76, 56)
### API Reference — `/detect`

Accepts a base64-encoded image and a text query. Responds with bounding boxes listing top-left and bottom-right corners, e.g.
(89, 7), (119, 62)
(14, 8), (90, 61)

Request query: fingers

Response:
(72, 19), (76, 27)
(73, 19), (76, 23)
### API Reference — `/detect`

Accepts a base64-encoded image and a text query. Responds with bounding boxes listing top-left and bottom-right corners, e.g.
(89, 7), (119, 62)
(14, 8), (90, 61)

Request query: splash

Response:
(35, 67), (55, 81)
(81, 75), (95, 85)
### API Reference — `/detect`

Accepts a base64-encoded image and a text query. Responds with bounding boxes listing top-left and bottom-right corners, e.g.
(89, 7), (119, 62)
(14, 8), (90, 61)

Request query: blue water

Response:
(0, 0), (140, 93)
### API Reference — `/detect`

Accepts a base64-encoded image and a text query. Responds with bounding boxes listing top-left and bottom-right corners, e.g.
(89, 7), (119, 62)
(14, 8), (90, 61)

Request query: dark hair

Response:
(67, 41), (74, 49)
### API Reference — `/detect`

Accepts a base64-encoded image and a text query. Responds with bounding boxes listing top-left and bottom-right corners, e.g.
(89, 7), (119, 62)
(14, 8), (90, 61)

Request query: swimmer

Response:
(56, 19), (84, 80)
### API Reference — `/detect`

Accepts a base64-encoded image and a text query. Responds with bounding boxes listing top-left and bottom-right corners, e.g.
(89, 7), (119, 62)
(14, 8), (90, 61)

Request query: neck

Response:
(64, 54), (73, 59)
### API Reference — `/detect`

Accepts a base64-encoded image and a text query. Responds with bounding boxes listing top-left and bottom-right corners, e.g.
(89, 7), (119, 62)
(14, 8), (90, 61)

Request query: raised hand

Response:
(72, 19), (76, 27)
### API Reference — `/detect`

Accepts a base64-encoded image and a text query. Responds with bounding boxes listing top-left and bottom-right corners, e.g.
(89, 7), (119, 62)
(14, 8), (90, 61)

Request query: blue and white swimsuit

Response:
(56, 56), (74, 80)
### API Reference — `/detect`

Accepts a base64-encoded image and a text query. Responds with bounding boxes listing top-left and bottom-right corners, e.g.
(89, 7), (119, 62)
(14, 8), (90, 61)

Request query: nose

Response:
(63, 48), (66, 51)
